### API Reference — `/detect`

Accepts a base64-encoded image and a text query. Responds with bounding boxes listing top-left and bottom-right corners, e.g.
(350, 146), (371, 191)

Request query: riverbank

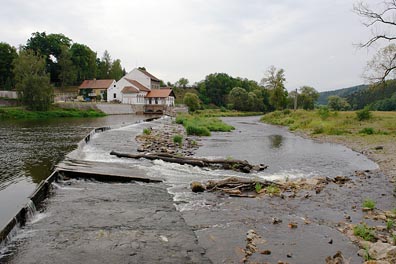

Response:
(0, 106), (105, 119)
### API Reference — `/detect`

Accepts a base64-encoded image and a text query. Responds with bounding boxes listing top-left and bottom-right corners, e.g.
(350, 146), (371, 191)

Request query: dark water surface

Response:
(0, 115), (149, 230)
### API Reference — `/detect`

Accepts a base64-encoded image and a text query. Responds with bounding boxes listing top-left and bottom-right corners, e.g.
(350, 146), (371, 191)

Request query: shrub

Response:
(353, 224), (376, 242)
(318, 107), (330, 120)
(312, 126), (324, 134)
(386, 219), (394, 230)
(362, 198), (376, 210)
(359, 127), (375, 135)
(266, 184), (281, 196)
(173, 134), (183, 146)
(255, 182), (263, 193)
(356, 107), (372, 121)
(186, 125), (211, 136)
(143, 128), (151, 135)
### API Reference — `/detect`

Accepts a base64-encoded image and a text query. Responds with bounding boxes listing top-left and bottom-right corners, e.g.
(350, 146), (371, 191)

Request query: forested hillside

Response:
(317, 84), (368, 105)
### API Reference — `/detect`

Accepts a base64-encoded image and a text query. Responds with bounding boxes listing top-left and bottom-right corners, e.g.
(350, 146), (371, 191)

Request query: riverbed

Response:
(2, 115), (394, 263)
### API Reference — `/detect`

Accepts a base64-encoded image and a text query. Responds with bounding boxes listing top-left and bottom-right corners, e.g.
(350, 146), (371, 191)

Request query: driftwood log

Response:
(110, 151), (267, 173)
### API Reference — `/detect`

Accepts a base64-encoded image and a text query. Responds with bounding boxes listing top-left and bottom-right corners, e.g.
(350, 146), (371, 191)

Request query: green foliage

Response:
(143, 128), (151, 135)
(362, 198), (376, 210)
(298, 86), (319, 110)
(359, 127), (375, 135)
(70, 43), (97, 83)
(356, 107), (372, 121)
(0, 42), (18, 90)
(317, 84), (368, 105)
(255, 182), (263, 193)
(261, 66), (287, 110)
(109, 59), (123, 80)
(353, 224), (376, 242)
(0, 106), (105, 119)
(177, 113), (234, 136)
(175, 77), (189, 88)
(386, 219), (394, 230)
(58, 45), (76, 87)
(173, 134), (183, 146)
(327, 95), (351, 111)
(13, 50), (54, 111)
(265, 184), (281, 196)
(318, 106), (330, 120)
(228, 87), (249, 111)
(183, 92), (201, 112)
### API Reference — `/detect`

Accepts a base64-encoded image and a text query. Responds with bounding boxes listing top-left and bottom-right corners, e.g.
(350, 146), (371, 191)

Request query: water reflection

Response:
(269, 134), (283, 149)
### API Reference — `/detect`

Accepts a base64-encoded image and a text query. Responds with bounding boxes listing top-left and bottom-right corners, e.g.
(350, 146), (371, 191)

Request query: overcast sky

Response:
(0, 0), (381, 91)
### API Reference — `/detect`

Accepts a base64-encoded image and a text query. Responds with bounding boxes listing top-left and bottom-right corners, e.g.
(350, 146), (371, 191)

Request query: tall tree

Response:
(0, 42), (17, 90)
(228, 87), (249, 111)
(109, 59), (123, 80)
(298, 86), (319, 110)
(97, 50), (112, 79)
(198, 73), (235, 106)
(25, 32), (72, 84)
(13, 50), (53, 111)
(354, 1), (396, 82)
(176, 77), (189, 88)
(261, 66), (287, 110)
(58, 45), (76, 88)
(70, 43), (97, 83)
(183, 92), (201, 112)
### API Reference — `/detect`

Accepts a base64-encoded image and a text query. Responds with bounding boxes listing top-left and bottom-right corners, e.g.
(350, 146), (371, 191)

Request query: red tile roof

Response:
(121, 86), (139, 94)
(145, 89), (175, 98)
(138, 69), (160, 82)
(125, 78), (150, 92)
(79, 79), (114, 89)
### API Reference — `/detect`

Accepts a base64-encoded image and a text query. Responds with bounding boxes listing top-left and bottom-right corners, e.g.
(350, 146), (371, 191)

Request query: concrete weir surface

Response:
(5, 179), (211, 264)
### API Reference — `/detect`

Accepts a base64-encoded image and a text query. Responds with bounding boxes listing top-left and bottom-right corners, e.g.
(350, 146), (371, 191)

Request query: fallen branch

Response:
(110, 151), (267, 173)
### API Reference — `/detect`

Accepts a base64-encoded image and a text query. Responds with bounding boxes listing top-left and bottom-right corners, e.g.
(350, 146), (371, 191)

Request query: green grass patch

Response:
(0, 106), (106, 120)
(353, 223), (376, 242)
(173, 134), (183, 146)
(265, 184), (281, 196)
(362, 198), (376, 210)
(255, 182), (263, 193)
(176, 113), (234, 136)
(143, 128), (152, 135)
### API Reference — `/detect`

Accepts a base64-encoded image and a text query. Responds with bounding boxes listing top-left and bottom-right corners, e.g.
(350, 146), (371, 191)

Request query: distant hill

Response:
(317, 84), (369, 105)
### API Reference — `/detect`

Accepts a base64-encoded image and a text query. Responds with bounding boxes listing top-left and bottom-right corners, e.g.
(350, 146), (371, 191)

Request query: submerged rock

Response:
(191, 181), (205, 192)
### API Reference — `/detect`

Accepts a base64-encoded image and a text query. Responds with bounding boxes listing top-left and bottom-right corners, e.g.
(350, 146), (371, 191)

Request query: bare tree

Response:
(354, 1), (396, 81)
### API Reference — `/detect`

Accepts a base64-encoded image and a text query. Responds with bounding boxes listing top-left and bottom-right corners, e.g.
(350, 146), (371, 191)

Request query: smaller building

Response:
(144, 88), (175, 114)
(79, 79), (116, 101)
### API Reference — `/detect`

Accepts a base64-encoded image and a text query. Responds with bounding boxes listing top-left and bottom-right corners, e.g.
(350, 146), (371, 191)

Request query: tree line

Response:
(178, 66), (319, 113)
(0, 32), (125, 90)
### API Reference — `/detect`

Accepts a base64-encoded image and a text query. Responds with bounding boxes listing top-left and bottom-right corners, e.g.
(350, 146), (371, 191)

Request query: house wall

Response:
(108, 78), (129, 102)
(121, 92), (147, 105)
(124, 69), (151, 88)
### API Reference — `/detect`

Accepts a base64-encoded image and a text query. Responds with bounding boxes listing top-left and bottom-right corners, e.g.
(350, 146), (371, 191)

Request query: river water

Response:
(0, 115), (151, 230)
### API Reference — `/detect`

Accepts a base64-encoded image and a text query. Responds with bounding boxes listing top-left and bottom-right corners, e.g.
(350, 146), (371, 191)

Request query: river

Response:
(0, 115), (152, 230)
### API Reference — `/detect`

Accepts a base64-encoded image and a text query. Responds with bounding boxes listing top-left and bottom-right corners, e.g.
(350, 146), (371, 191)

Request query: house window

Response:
(149, 98), (152, 104)
(155, 98), (158, 104)
(113, 93), (116, 99)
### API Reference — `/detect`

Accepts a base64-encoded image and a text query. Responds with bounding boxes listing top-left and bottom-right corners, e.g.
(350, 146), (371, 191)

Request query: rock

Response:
(240, 165), (251, 173)
(333, 176), (351, 185)
(272, 217), (282, 224)
(328, 238), (333, 244)
(260, 249), (271, 255)
(375, 146), (384, 150)
(288, 222), (298, 229)
(368, 241), (396, 260)
(191, 181), (205, 192)
(325, 251), (347, 264)
(286, 253), (292, 258)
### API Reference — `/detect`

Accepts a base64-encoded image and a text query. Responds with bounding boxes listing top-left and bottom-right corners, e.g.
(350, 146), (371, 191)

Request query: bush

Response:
(143, 128), (152, 135)
(186, 125), (211, 136)
(353, 224), (376, 242)
(362, 198), (376, 210)
(356, 107), (372, 121)
(318, 107), (330, 120)
(312, 126), (324, 134)
(359, 127), (375, 135)
(173, 134), (183, 145)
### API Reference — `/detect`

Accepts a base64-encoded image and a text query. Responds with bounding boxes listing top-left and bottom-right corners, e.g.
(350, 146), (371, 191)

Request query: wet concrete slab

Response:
(4, 180), (211, 264)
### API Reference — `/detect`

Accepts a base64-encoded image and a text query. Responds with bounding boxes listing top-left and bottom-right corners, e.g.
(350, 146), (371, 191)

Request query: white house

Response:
(107, 68), (161, 103)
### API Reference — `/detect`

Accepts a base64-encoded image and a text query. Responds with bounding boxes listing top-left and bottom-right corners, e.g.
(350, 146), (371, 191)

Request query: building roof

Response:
(125, 78), (150, 92)
(79, 79), (114, 89)
(121, 86), (139, 94)
(138, 69), (161, 82)
(145, 89), (175, 98)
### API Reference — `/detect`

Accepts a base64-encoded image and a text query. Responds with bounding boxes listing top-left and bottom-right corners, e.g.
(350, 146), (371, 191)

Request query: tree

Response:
(97, 50), (112, 79)
(25, 32), (72, 84)
(228, 87), (249, 111)
(13, 50), (53, 111)
(198, 73), (236, 106)
(175, 77), (189, 88)
(327, 95), (350, 111)
(183, 92), (200, 112)
(261, 66), (287, 110)
(299, 86), (319, 110)
(354, 1), (396, 82)
(0, 42), (18, 90)
(109, 59), (123, 80)
(70, 43), (97, 83)
(58, 45), (76, 87)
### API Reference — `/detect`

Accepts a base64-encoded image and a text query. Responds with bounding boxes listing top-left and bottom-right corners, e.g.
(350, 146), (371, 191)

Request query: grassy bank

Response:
(261, 109), (396, 136)
(195, 109), (263, 117)
(0, 106), (106, 120)
(176, 113), (235, 136)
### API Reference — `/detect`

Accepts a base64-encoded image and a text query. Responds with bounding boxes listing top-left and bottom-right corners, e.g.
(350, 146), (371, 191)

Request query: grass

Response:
(176, 113), (235, 136)
(265, 184), (281, 196)
(255, 182), (263, 193)
(143, 128), (152, 135)
(260, 109), (396, 136)
(0, 106), (106, 120)
(173, 134), (183, 146)
(353, 223), (376, 242)
(362, 198), (376, 210)
(194, 109), (263, 117)
(387, 219), (394, 230)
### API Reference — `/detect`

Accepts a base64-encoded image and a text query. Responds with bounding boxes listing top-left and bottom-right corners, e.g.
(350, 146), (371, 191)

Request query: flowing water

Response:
(0, 115), (153, 230)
